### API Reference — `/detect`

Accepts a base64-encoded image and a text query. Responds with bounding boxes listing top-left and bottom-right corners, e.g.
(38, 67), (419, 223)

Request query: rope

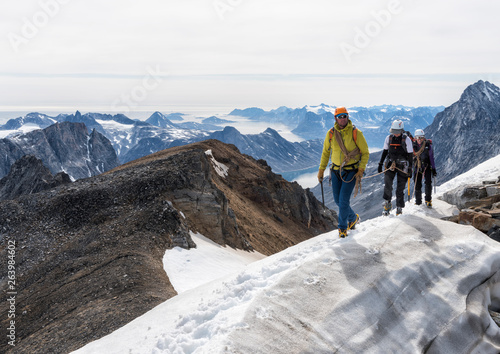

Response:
(353, 173), (362, 198)
(411, 166), (427, 200)
(330, 127), (362, 195)
(328, 128), (409, 198)
(360, 161), (408, 180)
(329, 161), (408, 199)
(413, 140), (426, 171)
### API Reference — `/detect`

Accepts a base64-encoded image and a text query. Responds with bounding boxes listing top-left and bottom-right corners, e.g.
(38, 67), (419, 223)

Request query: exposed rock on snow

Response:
(441, 178), (500, 236)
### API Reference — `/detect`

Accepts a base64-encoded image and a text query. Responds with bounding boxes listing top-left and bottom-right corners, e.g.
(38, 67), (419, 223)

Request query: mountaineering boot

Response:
(339, 229), (347, 238)
(425, 200), (432, 208)
(348, 214), (360, 230)
(396, 207), (403, 215)
(382, 201), (392, 216)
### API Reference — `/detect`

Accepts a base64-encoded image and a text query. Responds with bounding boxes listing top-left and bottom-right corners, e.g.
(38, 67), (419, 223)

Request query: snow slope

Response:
(72, 156), (500, 354)
(163, 232), (266, 293)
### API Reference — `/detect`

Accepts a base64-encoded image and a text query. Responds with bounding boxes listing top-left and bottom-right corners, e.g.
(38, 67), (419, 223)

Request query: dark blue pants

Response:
(331, 169), (357, 230)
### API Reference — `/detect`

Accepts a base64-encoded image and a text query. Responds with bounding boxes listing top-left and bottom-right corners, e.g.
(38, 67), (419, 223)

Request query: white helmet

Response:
(390, 119), (404, 134)
(414, 129), (425, 138)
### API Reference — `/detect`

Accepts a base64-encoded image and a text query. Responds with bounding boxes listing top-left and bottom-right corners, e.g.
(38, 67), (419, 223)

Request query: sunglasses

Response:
(335, 113), (348, 119)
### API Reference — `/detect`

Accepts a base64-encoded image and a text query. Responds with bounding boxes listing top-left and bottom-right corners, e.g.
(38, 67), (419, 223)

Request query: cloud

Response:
(1, 0), (499, 110)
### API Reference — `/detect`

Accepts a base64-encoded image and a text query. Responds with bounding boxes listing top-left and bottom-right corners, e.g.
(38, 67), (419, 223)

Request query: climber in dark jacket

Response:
(412, 129), (436, 208)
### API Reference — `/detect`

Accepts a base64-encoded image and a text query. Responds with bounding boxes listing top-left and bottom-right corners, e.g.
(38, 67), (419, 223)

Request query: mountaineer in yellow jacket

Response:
(317, 107), (369, 238)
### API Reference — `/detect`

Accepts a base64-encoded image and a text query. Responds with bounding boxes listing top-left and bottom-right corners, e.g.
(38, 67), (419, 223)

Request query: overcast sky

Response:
(1, 0), (499, 117)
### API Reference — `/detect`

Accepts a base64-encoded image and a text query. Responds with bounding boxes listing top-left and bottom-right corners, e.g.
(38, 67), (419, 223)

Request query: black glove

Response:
(407, 167), (412, 177)
(432, 168), (437, 177)
(378, 163), (383, 174)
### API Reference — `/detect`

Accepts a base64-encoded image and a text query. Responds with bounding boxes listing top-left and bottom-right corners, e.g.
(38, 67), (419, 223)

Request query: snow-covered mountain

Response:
(72, 153), (500, 354)
(0, 112), (64, 138)
(145, 111), (182, 128)
(0, 112), (58, 131)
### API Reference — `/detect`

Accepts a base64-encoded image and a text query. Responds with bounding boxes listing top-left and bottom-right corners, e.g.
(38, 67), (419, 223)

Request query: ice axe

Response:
(320, 180), (325, 208)
(407, 177), (410, 201)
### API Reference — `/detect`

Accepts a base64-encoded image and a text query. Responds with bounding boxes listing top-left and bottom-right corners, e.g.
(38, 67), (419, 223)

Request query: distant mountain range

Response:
(0, 80), (498, 225)
(0, 103), (444, 179)
(229, 104), (444, 146)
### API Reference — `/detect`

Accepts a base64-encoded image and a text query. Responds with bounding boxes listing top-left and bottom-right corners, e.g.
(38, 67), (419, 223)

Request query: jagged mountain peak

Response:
(149, 111), (166, 119)
(145, 111), (178, 128)
(262, 127), (281, 136)
(461, 80), (500, 102)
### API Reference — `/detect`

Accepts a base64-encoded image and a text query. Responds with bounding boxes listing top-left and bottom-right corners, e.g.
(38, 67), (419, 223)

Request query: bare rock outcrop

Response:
(441, 177), (500, 241)
(0, 155), (71, 201)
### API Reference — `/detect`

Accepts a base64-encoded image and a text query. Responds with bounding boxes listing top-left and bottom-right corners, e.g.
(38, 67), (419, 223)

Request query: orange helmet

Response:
(334, 107), (348, 117)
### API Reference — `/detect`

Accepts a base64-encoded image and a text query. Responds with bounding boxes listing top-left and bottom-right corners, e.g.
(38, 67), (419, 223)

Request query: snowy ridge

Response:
(72, 197), (500, 353)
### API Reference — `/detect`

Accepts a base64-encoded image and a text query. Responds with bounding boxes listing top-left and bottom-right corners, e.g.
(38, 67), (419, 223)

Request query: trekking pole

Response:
(320, 180), (325, 208)
(433, 175), (437, 194)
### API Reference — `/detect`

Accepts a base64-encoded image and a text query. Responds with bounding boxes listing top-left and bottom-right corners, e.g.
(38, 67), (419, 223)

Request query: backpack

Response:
(388, 133), (409, 156)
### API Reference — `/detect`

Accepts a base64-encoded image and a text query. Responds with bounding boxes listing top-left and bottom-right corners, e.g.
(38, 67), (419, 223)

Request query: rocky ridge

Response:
(0, 155), (71, 201)
(0, 139), (336, 353)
